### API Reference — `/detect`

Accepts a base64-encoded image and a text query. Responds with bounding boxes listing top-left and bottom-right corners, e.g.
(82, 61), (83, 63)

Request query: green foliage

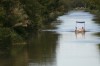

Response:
(0, 27), (25, 44)
(0, 0), (100, 43)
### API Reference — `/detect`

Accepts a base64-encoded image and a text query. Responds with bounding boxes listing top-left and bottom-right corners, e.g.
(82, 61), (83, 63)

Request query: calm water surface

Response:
(0, 10), (100, 66)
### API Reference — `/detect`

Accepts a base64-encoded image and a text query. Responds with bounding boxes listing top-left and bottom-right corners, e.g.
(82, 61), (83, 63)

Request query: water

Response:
(56, 10), (100, 66)
(0, 10), (100, 66)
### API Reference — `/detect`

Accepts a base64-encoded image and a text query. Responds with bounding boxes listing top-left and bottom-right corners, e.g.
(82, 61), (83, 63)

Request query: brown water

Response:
(0, 10), (100, 66)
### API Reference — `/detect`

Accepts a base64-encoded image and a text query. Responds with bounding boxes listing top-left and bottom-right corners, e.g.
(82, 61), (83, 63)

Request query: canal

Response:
(0, 10), (100, 66)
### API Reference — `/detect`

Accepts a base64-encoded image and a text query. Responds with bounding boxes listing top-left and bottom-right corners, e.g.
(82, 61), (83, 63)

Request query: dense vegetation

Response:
(0, 0), (68, 43)
(0, 0), (100, 44)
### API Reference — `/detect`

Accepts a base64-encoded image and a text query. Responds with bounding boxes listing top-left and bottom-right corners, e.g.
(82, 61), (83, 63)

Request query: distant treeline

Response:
(0, 0), (100, 42)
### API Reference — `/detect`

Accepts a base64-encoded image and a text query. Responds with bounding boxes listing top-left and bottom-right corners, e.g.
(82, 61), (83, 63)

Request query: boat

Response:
(75, 21), (85, 33)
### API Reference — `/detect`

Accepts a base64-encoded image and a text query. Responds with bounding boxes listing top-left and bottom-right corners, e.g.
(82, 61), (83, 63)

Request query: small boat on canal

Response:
(75, 21), (85, 33)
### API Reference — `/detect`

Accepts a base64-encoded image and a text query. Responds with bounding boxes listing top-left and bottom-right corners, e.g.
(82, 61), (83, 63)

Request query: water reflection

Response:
(75, 32), (85, 39)
(0, 44), (28, 66)
(57, 43), (100, 66)
(56, 10), (100, 66)
(0, 10), (100, 66)
(0, 31), (58, 66)
(27, 31), (58, 66)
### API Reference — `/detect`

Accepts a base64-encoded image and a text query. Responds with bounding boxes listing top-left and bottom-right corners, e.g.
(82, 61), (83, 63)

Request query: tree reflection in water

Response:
(0, 31), (58, 66)
(27, 31), (58, 66)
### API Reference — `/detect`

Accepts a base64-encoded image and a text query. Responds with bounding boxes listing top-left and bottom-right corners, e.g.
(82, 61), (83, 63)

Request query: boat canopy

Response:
(76, 21), (85, 28)
(76, 21), (85, 23)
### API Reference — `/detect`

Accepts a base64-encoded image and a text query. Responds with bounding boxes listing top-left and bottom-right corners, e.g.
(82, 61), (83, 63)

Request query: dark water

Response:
(0, 10), (100, 66)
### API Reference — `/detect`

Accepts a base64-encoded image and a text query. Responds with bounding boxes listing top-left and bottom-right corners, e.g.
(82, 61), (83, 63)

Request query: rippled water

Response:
(0, 10), (100, 66)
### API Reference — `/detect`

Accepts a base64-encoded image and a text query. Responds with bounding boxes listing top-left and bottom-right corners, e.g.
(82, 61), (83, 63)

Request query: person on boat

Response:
(75, 27), (85, 32)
